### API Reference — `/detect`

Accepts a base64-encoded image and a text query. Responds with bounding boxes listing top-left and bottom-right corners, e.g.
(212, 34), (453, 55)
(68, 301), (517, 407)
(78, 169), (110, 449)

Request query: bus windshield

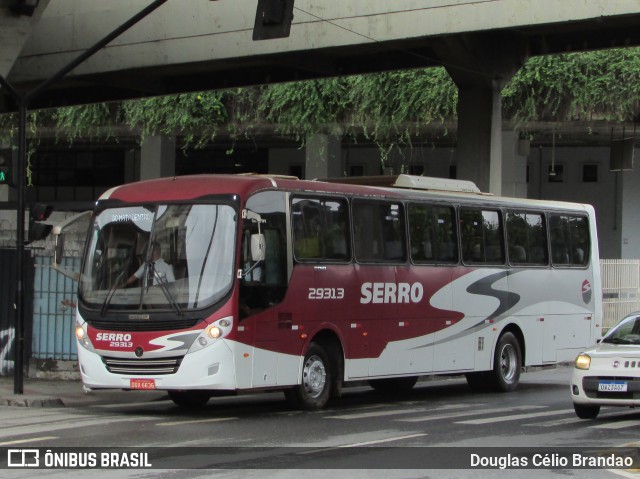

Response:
(79, 203), (237, 313)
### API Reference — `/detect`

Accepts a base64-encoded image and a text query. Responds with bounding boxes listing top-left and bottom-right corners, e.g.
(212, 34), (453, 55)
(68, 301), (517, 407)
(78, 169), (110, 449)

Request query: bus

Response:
(70, 173), (602, 409)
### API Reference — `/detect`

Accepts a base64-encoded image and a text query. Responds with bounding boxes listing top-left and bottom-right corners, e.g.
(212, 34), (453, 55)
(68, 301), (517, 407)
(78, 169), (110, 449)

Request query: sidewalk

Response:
(0, 375), (167, 408)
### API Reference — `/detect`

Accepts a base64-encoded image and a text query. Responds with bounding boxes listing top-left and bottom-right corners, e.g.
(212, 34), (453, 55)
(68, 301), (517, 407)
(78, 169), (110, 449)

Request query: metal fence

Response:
(601, 259), (640, 331)
(32, 256), (82, 361)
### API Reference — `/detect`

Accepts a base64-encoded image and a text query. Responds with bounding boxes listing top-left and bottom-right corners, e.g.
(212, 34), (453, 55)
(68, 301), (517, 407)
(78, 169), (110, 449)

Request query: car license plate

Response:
(130, 378), (156, 390)
(598, 381), (627, 392)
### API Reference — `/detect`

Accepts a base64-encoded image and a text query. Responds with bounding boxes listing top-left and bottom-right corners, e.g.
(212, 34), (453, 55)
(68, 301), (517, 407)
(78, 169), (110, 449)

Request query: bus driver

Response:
(125, 241), (175, 286)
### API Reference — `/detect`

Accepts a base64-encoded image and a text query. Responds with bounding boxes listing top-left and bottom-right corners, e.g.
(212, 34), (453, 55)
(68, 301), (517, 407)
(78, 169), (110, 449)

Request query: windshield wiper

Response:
(100, 269), (127, 317)
(149, 264), (183, 317)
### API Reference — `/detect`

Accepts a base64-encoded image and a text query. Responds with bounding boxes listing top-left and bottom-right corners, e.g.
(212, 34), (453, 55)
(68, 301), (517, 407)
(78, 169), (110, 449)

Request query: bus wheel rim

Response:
(500, 344), (517, 382)
(303, 355), (326, 398)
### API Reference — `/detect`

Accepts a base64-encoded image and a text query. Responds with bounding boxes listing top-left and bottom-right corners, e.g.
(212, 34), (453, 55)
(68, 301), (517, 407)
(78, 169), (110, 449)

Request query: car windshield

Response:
(601, 315), (640, 345)
(79, 203), (237, 313)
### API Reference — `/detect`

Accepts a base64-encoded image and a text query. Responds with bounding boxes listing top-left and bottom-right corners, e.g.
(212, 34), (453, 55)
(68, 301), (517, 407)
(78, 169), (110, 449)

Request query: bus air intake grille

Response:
(102, 356), (183, 375)
(87, 318), (201, 332)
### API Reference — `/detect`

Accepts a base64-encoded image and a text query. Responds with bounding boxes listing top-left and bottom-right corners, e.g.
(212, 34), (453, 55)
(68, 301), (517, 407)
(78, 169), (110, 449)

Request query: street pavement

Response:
(0, 375), (166, 408)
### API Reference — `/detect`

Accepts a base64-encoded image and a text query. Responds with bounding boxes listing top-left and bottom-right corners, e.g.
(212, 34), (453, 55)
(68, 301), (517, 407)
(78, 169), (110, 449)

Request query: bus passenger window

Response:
(409, 203), (457, 264)
(353, 200), (406, 263)
(460, 208), (504, 265)
(506, 211), (548, 266)
(549, 213), (590, 267)
(291, 197), (350, 262)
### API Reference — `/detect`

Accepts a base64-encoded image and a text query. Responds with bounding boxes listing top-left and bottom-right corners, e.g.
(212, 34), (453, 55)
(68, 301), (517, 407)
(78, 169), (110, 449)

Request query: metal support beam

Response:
(0, 0), (169, 394)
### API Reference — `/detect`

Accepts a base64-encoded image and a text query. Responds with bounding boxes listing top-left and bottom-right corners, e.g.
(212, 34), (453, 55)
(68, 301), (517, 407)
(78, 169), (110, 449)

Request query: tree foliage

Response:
(1, 47), (639, 159)
(503, 48), (640, 122)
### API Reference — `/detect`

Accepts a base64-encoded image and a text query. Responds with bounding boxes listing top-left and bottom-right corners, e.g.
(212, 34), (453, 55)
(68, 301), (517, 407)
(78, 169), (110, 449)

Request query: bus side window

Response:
(409, 203), (457, 264)
(353, 200), (405, 263)
(292, 197), (350, 262)
(460, 208), (504, 265)
(506, 211), (548, 266)
(549, 213), (590, 267)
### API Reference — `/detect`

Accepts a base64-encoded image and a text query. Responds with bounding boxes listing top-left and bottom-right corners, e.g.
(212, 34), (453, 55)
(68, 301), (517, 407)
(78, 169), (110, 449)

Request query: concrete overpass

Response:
(2, 0), (640, 193)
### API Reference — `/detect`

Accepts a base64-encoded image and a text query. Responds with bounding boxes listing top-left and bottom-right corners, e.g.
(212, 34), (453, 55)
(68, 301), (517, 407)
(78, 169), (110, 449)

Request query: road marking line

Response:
(523, 416), (583, 427)
(96, 400), (171, 409)
(324, 408), (428, 420)
(399, 405), (545, 423)
(456, 408), (574, 425)
(298, 433), (428, 455)
(0, 415), (165, 438)
(156, 417), (237, 427)
(0, 437), (58, 446)
(590, 420), (640, 430)
(522, 409), (626, 427)
(339, 433), (428, 447)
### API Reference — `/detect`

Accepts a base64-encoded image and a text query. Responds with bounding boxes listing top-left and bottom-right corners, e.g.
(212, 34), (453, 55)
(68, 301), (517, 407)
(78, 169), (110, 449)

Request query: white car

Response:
(571, 313), (640, 419)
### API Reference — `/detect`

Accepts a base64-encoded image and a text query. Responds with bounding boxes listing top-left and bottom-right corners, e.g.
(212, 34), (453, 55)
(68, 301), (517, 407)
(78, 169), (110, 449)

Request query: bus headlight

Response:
(207, 325), (222, 339)
(75, 322), (93, 350)
(575, 353), (591, 370)
(187, 316), (233, 354)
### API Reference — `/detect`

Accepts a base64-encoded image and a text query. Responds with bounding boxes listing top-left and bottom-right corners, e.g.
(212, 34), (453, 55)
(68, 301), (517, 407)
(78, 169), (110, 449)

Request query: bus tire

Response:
(369, 376), (418, 393)
(490, 332), (522, 392)
(168, 390), (210, 408)
(286, 342), (332, 410)
(573, 403), (600, 419)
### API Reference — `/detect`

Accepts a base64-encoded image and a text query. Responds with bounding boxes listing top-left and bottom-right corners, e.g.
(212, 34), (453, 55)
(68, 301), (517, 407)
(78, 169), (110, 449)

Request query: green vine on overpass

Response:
(1, 47), (639, 183)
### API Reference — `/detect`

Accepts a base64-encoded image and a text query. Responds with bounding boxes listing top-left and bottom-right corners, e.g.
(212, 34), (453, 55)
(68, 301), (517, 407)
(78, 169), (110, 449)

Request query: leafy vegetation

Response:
(1, 47), (639, 170)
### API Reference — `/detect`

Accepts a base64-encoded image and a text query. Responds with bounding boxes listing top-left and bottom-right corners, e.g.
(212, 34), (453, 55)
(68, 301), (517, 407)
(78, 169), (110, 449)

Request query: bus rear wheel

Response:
(168, 390), (211, 408)
(490, 332), (522, 392)
(285, 342), (332, 410)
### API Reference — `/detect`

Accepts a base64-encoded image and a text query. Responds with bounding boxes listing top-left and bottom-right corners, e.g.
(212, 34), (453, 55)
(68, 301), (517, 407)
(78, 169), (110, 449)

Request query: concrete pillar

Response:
(304, 134), (342, 180)
(620, 155), (640, 258)
(436, 32), (528, 195)
(456, 83), (503, 194)
(140, 135), (175, 180)
(501, 130), (528, 198)
(124, 148), (138, 184)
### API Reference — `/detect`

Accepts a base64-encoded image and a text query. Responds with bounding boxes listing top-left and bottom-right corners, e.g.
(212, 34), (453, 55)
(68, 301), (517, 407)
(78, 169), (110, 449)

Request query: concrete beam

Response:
(2, 0), (640, 110)
(0, 0), (50, 79)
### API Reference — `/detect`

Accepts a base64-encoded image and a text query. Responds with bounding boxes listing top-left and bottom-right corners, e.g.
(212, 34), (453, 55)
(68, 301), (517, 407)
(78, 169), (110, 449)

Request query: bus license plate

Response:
(598, 381), (627, 392)
(130, 378), (156, 390)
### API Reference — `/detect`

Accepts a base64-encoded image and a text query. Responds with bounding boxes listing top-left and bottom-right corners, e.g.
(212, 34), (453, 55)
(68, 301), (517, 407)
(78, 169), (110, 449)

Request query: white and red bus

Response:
(72, 174), (601, 409)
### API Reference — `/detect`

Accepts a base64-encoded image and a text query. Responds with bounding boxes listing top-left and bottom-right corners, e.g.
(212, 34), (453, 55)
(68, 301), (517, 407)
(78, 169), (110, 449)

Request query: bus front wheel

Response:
(285, 342), (332, 410)
(168, 389), (210, 408)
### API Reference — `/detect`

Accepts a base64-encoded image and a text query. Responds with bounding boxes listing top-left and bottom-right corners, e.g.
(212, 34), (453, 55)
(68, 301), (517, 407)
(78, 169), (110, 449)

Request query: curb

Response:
(0, 395), (65, 407)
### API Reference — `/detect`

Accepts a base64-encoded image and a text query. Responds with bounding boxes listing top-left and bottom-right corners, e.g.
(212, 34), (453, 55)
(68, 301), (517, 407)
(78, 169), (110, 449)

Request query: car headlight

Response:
(575, 353), (591, 370)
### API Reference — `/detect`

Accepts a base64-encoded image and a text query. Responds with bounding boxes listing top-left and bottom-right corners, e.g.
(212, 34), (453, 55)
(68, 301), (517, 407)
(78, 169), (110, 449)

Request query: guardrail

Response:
(601, 259), (640, 331)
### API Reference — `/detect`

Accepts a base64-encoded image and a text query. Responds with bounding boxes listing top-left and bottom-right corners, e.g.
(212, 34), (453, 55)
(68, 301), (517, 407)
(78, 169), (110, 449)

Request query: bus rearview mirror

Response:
(251, 233), (266, 262)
